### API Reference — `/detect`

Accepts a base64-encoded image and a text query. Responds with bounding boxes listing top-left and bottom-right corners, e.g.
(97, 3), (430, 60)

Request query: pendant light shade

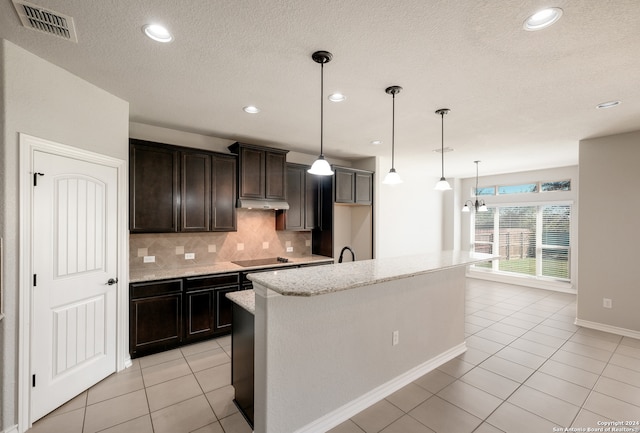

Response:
(308, 155), (333, 175)
(434, 108), (452, 191)
(383, 168), (402, 185)
(462, 160), (489, 212)
(383, 85), (403, 185)
(308, 51), (334, 176)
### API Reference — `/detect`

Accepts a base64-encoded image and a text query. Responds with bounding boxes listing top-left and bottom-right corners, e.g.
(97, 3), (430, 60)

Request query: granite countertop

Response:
(249, 251), (497, 297)
(226, 290), (255, 315)
(129, 255), (333, 283)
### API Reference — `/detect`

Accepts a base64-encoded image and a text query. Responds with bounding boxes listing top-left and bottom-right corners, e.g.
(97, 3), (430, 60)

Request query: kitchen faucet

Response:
(338, 246), (355, 263)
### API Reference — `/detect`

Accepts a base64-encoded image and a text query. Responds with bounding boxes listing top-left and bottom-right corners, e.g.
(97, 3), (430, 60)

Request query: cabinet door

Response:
(239, 147), (264, 199)
(212, 155), (237, 231)
(265, 151), (286, 199)
(129, 142), (179, 232)
(129, 279), (183, 358)
(214, 286), (240, 333)
(181, 152), (211, 231)
(335, 169), (355, 203)
(355, 172), (373, 205)
(283, 164), (305, 230)
(184, 288), (216, 342)
(304, 171), (318, 229)
(130, 294), (182, 358)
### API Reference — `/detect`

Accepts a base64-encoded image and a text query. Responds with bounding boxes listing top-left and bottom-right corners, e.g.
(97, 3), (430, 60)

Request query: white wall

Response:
(374, 155), (444, 258)
(577, 131), (640, 336)
(0, 39), (129, 431)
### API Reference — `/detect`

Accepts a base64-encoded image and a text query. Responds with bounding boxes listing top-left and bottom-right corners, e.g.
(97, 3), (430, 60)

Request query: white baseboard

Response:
(2, 424), (19, 433)
(293, 343), (467, 433)
(575, 319), (640, 340)
(467, 270), (576, 294)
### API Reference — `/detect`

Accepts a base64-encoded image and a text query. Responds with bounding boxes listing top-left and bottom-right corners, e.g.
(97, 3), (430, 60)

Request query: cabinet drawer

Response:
(130, 279), (182, 299)
(185, 273), (239, 290)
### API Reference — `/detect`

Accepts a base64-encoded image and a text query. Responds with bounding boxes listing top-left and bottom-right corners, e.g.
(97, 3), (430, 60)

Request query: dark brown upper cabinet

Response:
(130, 140), (180, 232)
(181, 151), (211, 232)
(211, 154), (237, 231)
(129, 139), (237, 233)
(276, 163), (318, 231)
(228, 142), (288, 202)
(334, 166), (373, 205)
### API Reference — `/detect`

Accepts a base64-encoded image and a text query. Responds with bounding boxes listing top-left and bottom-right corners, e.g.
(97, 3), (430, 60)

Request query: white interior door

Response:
(31, 150), (118, 422)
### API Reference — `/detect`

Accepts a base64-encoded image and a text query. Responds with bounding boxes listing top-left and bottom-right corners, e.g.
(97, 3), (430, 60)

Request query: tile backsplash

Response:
(130, 209), (311, 271)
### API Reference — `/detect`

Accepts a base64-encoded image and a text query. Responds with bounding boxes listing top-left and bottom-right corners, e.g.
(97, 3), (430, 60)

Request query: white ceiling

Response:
(2, 0), (640, 178)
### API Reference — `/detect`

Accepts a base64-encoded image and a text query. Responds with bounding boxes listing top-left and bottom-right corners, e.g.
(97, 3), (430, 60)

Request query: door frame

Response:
(18, 133), (130, 431)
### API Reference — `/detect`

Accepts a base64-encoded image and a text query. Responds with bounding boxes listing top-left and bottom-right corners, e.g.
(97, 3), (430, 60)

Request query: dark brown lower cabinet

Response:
(129, 279), (183, 358)
(184, 288), (216, 342)
(215, 286), (238, 332)
(130, 273), (240, 358)
(232, 303), (255, 428)
(184, 273), (240, 343)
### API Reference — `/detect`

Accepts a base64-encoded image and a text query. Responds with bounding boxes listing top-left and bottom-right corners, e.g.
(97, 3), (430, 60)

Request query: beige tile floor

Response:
(31, 279), (640, 433)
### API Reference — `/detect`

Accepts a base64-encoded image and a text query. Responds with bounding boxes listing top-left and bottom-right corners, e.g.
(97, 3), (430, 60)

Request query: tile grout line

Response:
(464, 288), (582, 431)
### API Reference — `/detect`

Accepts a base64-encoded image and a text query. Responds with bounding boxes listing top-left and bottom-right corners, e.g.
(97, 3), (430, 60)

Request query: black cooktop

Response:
(231, 257), (290, 267)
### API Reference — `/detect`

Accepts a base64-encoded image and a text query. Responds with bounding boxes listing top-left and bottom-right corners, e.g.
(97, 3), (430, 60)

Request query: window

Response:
(541, 180), (571, 192)
(471, 204), (571, 282)
(541, 205), (571, 279)
(473, 208), (495, 269)
(498, 206), (537, 275)
(498, 183), (538, 195)
(476, 187), (495, 196)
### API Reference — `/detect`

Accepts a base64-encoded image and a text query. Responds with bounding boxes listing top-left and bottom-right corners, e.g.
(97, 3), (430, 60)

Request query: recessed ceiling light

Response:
(142, 24), (173, 42)
(243, 105), (260, 114)
(370, 140), (383, 145)
(596, 100), (621, 109)
(523, 7), (563, 31)
(328, 93), (346, 102)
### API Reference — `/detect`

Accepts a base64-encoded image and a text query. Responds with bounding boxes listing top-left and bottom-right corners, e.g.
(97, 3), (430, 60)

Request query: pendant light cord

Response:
(391, 93), (396, 169)
(440, 111), (445, 178)
(476, 161), (479, 195)
(320, 62), (324, 157)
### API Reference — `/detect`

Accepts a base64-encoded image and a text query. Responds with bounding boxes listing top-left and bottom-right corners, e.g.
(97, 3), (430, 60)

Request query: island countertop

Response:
(226, 289), (255, 314)
(249, 250), (495, 297)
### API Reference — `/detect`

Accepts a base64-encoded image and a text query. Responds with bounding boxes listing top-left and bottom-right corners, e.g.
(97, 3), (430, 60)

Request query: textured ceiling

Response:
(2, 0), (640, 177)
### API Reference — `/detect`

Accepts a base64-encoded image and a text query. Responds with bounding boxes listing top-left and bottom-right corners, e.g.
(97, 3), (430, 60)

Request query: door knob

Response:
(106, 278), (118, 286)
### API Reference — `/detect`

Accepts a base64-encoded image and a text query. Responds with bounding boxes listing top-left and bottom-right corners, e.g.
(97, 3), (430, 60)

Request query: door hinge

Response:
(32, 374), (36, 387)
(33, 172), (44, 186)
(33, 274), (37, 286)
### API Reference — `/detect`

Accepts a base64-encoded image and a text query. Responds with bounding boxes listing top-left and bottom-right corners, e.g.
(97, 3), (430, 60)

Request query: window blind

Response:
(541, 205), (571, 279)
(498, 206), (537, 275)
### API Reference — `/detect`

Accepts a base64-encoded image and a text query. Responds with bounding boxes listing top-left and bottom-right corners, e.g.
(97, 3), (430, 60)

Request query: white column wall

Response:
(1, 39), (129, 431)
(577, 131), (640, 336)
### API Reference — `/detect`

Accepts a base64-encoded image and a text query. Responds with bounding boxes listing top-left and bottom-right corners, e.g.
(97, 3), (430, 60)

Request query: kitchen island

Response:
(227, 250), (495, 433)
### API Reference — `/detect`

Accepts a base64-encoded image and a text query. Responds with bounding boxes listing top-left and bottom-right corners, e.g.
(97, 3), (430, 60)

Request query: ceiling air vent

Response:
(11, 0), (78, 42)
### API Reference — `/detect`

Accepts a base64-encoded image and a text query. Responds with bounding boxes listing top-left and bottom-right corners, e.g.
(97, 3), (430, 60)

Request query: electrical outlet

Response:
(185, 253), (195, 260)
(603, 298), (612, 309)
(143, 256), (155, 263)
(392, 330), (399, 346)
(286, 247), (293, 252)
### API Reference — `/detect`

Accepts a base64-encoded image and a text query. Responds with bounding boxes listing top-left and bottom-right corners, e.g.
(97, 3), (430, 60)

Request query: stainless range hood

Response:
(237, 199), (289, 210)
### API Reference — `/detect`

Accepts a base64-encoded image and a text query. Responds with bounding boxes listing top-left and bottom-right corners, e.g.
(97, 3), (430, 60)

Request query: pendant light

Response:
(434, 108), (452, 191)
(308, 51), (335, 176)
(462, 161), (488, 212)
(383, 85), (403, 185)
